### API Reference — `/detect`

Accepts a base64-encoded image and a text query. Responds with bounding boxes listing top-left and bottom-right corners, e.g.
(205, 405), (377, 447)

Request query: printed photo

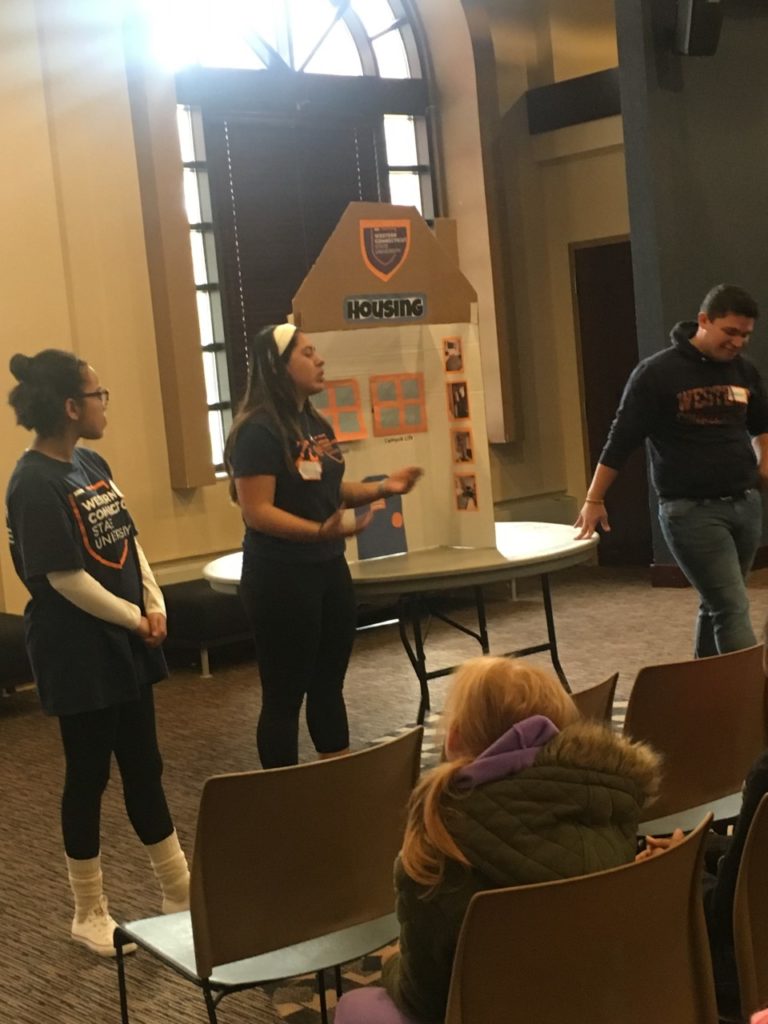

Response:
(447, 381), (470, 420)
(455, 473), (478, 511)
(443, 336), (463, 373)
(451, 428), (474, 463)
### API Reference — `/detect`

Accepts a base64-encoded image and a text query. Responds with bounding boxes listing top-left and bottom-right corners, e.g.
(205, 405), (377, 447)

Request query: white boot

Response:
(146, 831), (190, 914)
(67, 855), (136, 958)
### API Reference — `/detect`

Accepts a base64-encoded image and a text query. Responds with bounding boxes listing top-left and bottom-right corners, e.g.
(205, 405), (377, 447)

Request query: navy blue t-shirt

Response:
(230, 408), (346, 565)
(6, 447), (166, 715)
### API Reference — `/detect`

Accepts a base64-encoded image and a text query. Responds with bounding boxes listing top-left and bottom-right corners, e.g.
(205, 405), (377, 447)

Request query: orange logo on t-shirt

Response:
(68, 479), (131, 569)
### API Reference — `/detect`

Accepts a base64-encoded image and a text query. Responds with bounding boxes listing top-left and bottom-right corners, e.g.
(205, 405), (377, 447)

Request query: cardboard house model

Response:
(292, 202), (495, 560)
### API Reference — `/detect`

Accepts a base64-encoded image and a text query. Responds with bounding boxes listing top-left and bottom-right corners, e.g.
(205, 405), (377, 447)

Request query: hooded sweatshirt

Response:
(599, 321), (768, 499)
(382, 717), (661, 1024)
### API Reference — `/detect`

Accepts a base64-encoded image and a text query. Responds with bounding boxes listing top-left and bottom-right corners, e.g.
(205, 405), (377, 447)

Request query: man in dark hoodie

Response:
(575, 284), (768, 657)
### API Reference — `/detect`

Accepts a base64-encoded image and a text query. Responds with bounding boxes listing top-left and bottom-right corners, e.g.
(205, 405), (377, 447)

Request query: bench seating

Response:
(161, 580), (252, 677)
(0, 613), (33, 693)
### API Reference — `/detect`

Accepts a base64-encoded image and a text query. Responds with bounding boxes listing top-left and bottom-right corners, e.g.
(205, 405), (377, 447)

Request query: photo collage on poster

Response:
(443, 336), (477, 511)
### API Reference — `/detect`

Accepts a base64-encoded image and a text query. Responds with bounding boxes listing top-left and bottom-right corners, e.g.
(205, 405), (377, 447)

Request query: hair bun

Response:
(9, 354), (32, 382)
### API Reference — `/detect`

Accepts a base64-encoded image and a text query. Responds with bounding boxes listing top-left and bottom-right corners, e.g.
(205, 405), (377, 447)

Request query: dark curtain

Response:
(203, 111), (385, 403)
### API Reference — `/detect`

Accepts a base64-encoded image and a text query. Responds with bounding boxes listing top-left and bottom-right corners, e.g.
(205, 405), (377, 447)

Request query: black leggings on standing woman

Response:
(58, 684), (174, 860)
(241, 555), (357, 768)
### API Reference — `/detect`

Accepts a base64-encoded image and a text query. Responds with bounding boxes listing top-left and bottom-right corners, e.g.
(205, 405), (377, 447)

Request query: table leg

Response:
(397, 596), (431, 724)
(474, 586), (489, 654)
(540, 574), (571, 693)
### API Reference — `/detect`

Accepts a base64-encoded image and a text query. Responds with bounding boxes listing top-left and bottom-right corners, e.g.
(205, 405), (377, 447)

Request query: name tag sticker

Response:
(730, 386), (748, 404)
(298, 460), (323, 481)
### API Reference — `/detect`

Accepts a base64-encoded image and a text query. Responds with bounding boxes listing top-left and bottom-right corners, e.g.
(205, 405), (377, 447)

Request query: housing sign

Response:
(343, 294), (427, 323)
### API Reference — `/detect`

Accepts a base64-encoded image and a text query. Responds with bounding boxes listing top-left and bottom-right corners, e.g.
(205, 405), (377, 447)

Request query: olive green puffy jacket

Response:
(382, 720), (661, 1023)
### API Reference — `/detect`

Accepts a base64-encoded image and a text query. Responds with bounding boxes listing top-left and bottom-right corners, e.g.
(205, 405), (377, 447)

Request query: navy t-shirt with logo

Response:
(230, 408), (346, 565)
(6, 447), (166, 716)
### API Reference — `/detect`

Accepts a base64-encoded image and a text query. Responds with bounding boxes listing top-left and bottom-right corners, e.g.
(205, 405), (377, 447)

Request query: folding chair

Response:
(570, 672), (618, 723)
(444, 815), (717, 1024)
(622, 645), (767, 831)
(115, 727), (423, 1023)
(733, 792), (768, 1018)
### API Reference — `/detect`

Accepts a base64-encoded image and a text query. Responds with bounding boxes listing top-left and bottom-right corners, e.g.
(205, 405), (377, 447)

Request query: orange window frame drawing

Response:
(370, 373), (428, 437)
(312, 378), (368, 442)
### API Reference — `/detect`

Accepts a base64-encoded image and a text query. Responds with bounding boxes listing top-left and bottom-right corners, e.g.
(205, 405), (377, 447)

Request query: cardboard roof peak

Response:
(292, 202), (477, 333)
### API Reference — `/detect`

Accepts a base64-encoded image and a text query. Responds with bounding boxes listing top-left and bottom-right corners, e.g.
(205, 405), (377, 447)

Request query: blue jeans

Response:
(658, 489), (763, 658)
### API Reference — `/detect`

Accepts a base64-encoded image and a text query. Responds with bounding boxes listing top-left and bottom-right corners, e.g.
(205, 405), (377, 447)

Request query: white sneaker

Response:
(71, 896), (137, 958)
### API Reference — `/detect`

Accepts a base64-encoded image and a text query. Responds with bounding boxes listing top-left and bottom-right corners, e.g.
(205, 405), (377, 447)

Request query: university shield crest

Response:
(360, 220), (411, 282)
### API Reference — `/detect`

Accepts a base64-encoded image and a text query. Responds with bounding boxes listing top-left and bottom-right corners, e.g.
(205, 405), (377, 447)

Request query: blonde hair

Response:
(400, 658), (578, 890)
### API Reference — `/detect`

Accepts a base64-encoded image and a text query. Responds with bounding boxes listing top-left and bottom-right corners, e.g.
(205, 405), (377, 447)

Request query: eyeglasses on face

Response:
(80, 388), (110, 407)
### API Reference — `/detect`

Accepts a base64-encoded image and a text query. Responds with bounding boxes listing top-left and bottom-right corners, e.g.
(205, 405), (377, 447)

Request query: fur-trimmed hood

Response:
(440, 717), (662, 890)
(535, 718), (661, 810)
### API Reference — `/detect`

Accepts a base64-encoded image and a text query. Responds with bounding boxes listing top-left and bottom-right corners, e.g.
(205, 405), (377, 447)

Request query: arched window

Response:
(146, 0), (436, 468)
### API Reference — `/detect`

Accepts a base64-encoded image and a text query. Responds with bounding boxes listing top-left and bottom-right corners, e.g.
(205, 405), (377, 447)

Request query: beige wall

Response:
(0, 0), (241, 613)
(547, 0), (618, 81)
(481, 0), (628, 507)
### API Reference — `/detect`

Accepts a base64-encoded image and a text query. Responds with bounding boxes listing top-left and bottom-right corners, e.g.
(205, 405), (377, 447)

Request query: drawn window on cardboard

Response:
(312, 378), (368, 441)
(370, 373), (428, 436)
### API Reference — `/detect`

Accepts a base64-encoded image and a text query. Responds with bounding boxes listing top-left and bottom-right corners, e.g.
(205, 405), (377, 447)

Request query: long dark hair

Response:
(224, 325), (306, 501)
(8, 349), (87, 438)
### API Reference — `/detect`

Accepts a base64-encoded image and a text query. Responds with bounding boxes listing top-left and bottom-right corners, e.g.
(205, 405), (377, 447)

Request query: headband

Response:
(273, 323), (298, 358)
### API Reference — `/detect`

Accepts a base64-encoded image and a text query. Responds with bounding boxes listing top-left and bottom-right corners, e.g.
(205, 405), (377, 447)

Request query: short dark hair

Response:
(700, 284), (759, 321)
(8, 349), (87, 437)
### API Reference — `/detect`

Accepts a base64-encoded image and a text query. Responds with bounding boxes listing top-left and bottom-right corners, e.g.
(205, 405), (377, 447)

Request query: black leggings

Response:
(241, 555), (356, 768)
(58, 685), (174, 860)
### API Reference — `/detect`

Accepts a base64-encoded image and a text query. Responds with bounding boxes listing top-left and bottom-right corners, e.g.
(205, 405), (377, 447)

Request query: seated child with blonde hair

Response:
(336, 657), (661, 1024)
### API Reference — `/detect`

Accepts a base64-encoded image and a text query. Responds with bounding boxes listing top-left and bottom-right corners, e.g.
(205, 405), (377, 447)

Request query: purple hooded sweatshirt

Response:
(454, 714), (559, 789)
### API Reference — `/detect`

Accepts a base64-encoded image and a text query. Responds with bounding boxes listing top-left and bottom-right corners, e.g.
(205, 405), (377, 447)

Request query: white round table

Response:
(204, 522), (598, 723)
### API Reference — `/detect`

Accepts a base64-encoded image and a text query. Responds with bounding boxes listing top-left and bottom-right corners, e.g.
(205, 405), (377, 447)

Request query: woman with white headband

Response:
(224, 324), (422, 768)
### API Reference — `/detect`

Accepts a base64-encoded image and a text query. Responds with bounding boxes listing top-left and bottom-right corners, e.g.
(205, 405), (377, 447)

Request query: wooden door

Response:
(572, 239), (652, 566)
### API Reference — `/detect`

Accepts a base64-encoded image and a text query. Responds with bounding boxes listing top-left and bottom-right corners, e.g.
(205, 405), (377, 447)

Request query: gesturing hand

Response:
(383, 466), (423, 496)
(318, 506), (374, 541)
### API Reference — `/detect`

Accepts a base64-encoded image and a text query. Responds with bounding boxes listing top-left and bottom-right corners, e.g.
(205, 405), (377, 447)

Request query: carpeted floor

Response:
(2, 563), (767, 1023)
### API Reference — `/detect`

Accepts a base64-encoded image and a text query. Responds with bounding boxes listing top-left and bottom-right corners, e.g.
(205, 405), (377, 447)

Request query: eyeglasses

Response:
(80, 388), (110, 408)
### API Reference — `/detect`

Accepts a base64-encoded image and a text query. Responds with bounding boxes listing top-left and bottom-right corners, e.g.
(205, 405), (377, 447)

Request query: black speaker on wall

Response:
(675, 0), (723, 56)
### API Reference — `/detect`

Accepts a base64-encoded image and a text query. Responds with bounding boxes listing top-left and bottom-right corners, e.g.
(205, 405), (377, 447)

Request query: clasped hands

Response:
(135, 611), (167, 648)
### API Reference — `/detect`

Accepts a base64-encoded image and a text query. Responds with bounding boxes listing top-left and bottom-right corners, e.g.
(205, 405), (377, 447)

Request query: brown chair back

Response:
(734, 793), (768, 1017)
(444, 815), (717, 1024)
(189, 727), (423, 976)
(570, 672), (618, 723)
(623, 645), (767, 821)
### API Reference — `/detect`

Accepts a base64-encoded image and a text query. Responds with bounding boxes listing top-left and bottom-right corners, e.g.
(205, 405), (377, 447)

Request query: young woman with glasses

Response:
(224, 324), (422, 769)
(5, 349), (189, 957)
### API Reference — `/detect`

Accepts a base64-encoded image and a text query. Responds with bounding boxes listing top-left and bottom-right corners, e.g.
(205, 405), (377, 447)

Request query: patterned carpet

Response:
(2, 564), (766, 1024)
